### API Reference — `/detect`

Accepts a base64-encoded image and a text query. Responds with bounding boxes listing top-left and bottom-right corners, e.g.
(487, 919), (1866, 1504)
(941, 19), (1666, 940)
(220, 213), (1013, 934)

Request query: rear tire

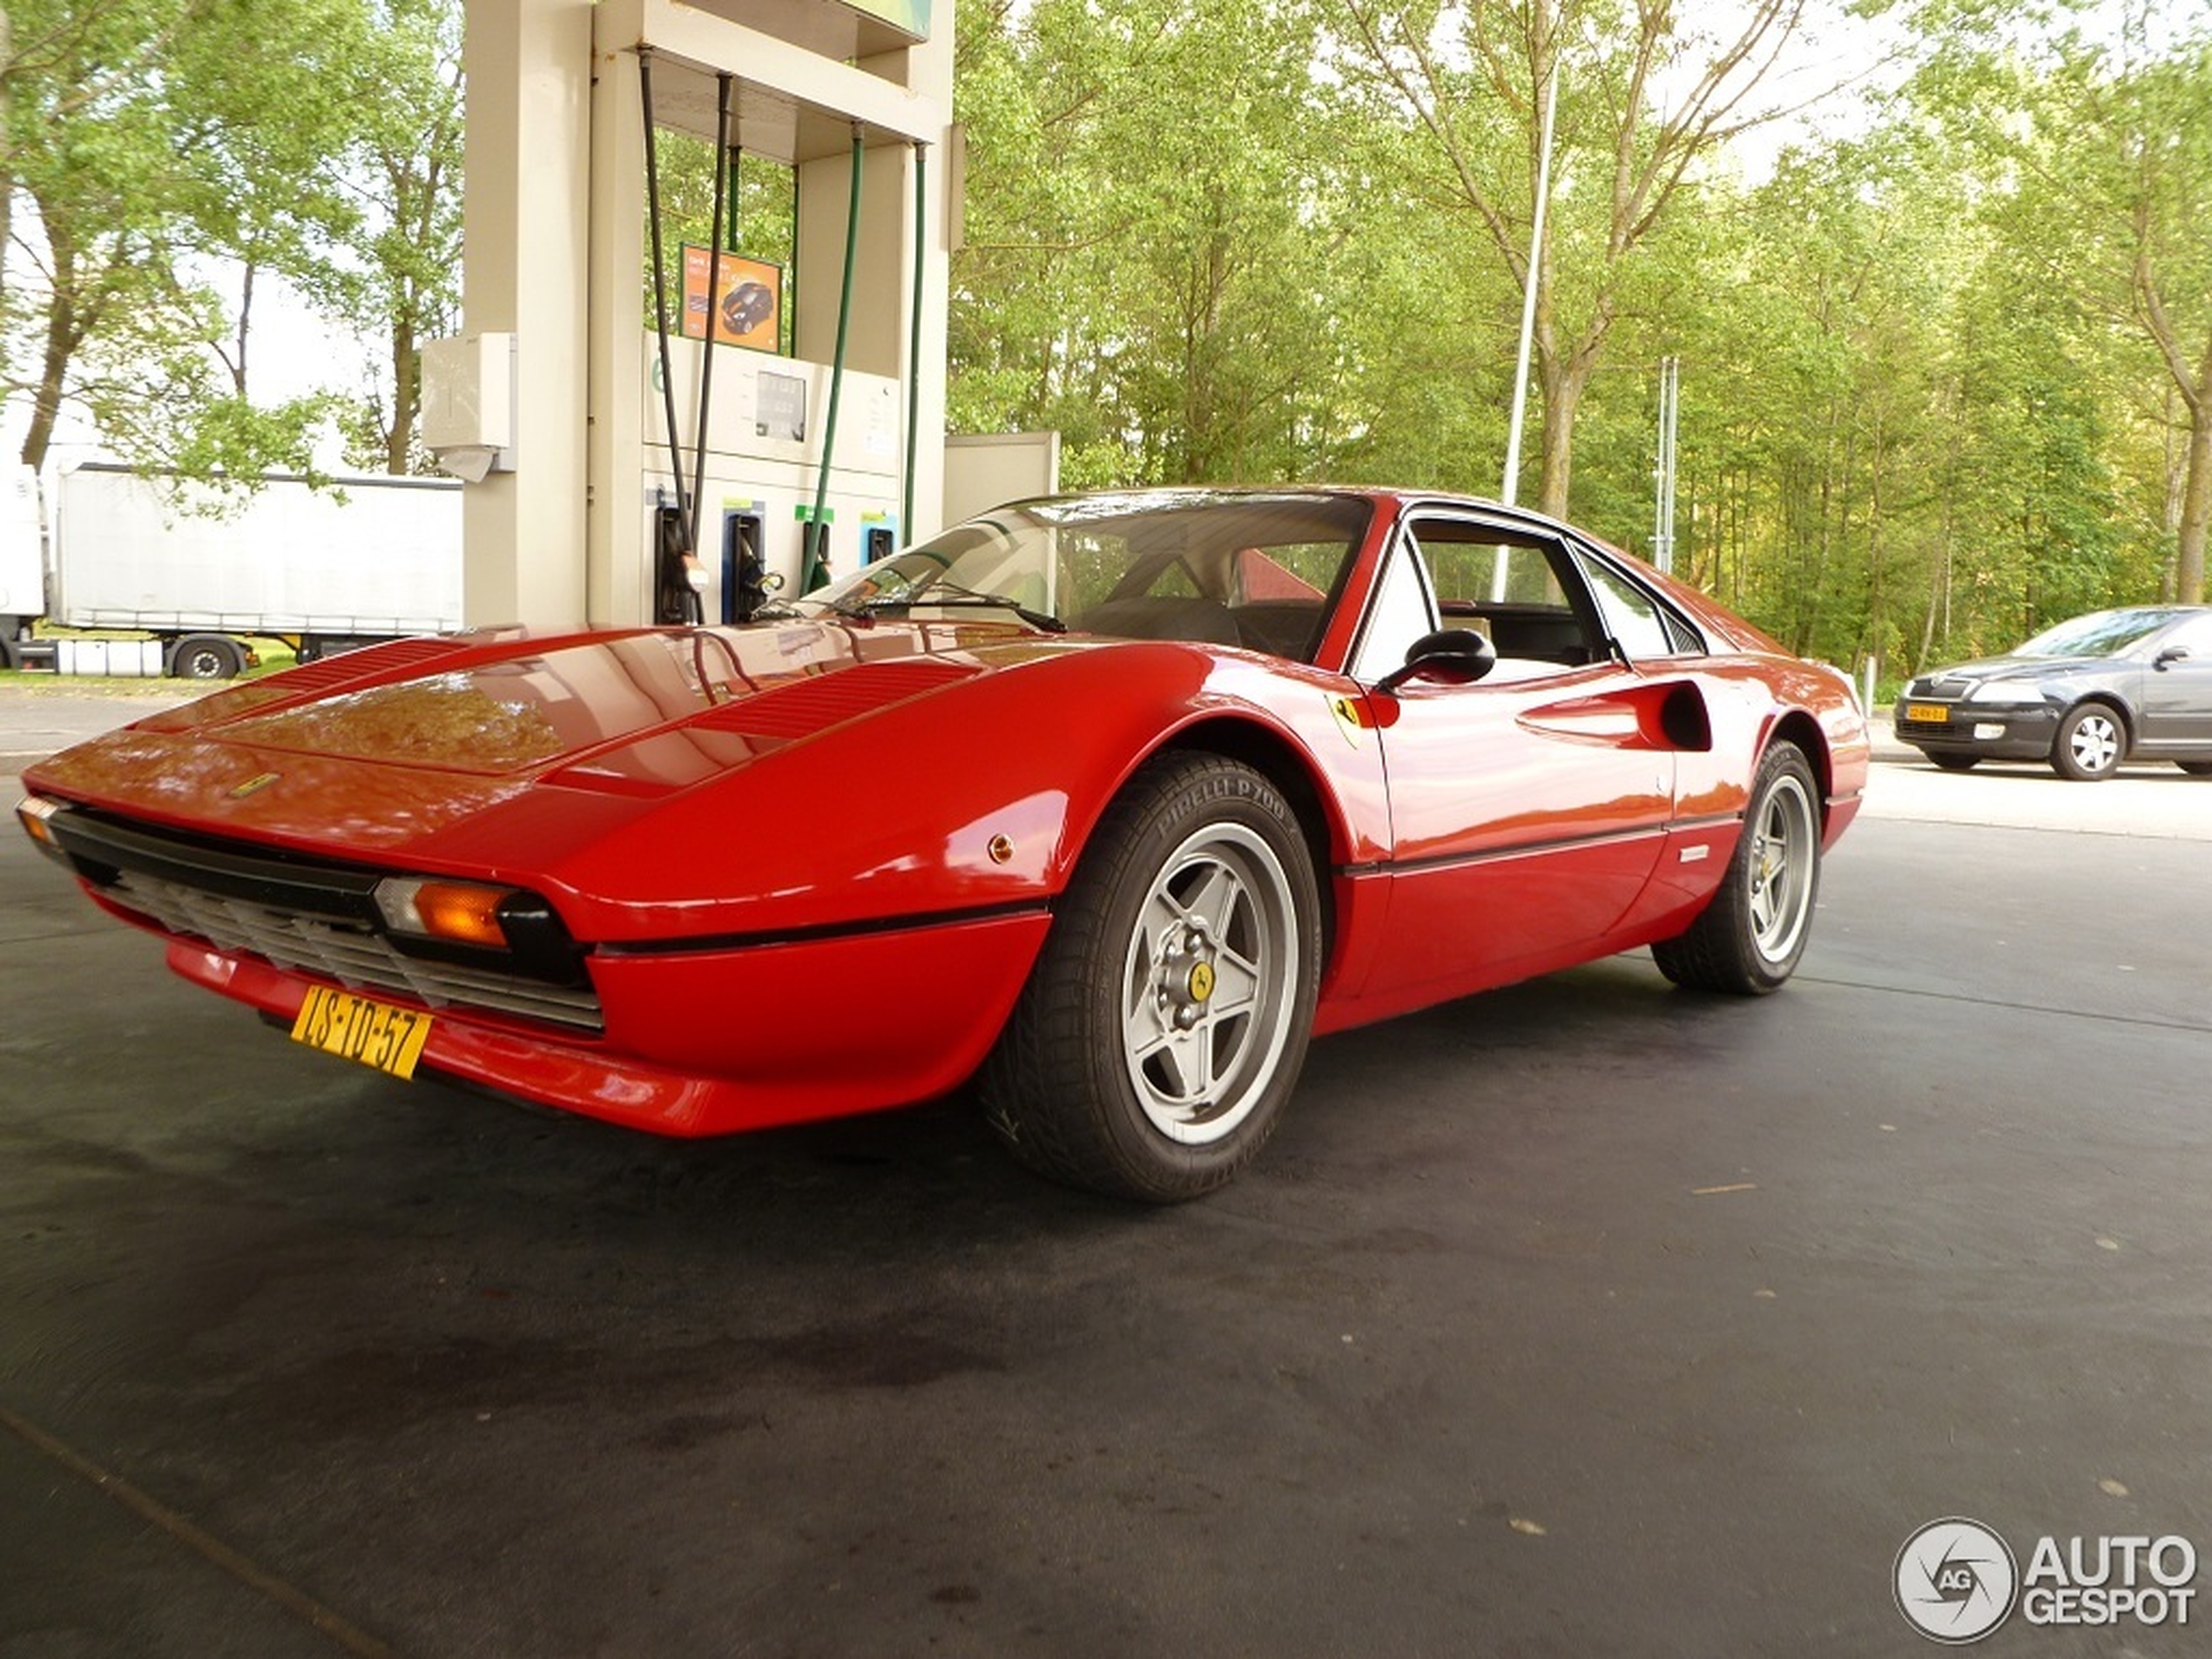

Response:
(2178, 761), (2212, 778)
(170, 634), (245, 680)
(981, 752), (1321, 1203)
(1652, 742), (1822, 996)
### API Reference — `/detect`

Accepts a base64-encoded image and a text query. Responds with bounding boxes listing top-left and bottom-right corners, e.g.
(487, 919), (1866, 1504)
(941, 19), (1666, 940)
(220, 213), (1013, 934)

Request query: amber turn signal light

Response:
(16, 794), (63, 854)
(374, 876), (515, 948)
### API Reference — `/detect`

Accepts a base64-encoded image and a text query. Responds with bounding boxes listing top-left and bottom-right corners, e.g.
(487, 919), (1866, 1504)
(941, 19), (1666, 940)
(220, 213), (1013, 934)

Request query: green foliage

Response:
(952, 0), (2211, 669)
(2, 0), (382, 481)
(4, 0), (2203, 653)
(2, 0), (463, 483)
(951, 0), (1370, 488)
(303, 0), (467, 475)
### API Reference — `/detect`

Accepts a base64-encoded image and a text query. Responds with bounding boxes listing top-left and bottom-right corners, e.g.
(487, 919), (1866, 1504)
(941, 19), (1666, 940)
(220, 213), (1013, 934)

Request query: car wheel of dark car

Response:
(1928, 752), (1980, 772)
(2051, 703), (2125, 781)
(2179, 761), (2212, 777)
(981, 752), (1321, 1203)
(1651, 742), (1821, 996)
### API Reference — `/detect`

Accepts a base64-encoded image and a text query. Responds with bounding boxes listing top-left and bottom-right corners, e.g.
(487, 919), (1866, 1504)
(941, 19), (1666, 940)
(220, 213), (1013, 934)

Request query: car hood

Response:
(24, 620), (1065, 853)
(1911, 653), (2118, 691)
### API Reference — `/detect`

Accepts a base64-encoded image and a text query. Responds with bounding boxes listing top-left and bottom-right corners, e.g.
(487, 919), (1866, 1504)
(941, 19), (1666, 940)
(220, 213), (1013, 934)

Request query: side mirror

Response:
(2154, 645), (2191, 671)
(1375, 628), (1497, 694)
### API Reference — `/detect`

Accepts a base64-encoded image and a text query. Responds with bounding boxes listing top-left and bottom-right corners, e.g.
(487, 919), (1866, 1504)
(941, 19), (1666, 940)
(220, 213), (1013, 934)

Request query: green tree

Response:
(951, 0), (1362, 487)
(1334, 0), (1856, 517)
(3, 0), (377, 482)
(300, 0), (465, 475)
(1712, 137), (1955, 665)
(1939, 255), (2126, 648)
(1919, 15), (2212, 602)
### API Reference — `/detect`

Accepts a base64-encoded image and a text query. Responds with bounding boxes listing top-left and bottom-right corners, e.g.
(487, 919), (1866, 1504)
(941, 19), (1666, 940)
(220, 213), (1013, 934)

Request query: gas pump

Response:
(722, 509), (776, 623)
(653, 503), (707, 624)
(420, 1), (954, 634)
(620, 9), (938, 629)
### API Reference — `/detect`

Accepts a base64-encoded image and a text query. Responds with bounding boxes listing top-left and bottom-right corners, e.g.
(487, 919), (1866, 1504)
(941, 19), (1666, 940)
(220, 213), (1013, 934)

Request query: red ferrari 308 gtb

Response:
(19, 489), (1867, 1200)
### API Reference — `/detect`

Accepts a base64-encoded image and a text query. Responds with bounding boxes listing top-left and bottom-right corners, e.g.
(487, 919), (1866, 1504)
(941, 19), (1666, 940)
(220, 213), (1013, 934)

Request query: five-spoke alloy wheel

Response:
(1118, 819), (1302, 1146)
(1652, 741), (1822, 995)
(982, 752), (1320, 1202)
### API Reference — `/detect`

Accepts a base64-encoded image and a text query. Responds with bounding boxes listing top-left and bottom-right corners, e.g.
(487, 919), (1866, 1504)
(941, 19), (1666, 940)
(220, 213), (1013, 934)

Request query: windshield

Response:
(793, 491), (1373, 663)
(2013, 608), (2187, 659)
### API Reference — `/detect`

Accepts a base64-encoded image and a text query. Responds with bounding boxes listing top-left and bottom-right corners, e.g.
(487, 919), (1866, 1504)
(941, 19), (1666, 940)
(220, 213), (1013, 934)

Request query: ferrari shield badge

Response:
(1329, 694), (1365, 748)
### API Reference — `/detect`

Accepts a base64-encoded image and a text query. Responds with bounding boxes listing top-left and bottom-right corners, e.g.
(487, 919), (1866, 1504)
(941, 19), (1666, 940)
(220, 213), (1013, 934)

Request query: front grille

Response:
(105, 869), (604, 1034)
(1902, 678), (1973, 700)
(43, 807), (602, 1036)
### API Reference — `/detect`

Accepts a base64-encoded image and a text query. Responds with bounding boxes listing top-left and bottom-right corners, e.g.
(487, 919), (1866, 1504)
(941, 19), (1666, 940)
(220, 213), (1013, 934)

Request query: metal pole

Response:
(691, 73), (734, 568)
(637, 51), (691, 543)
(1501, 49), (1561, 509)
(803, 126), (866, 593)
(904, 142), (927, 547)
(1654, 355), (1679, 574)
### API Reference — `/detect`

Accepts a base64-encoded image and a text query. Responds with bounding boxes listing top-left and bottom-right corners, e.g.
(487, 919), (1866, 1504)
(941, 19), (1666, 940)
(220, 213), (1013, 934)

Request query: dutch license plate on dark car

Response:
(1905, 703), (1949, 724)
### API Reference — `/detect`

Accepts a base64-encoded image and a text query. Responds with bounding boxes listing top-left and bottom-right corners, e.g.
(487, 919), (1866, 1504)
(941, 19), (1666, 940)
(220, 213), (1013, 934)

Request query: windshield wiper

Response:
(857, 584), (1066, 633)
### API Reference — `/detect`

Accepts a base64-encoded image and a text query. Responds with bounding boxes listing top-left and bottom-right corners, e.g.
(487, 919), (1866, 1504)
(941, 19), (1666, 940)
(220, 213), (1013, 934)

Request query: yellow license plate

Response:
(289, 986), (434, 1080)
(1905, 703), (1950, 724)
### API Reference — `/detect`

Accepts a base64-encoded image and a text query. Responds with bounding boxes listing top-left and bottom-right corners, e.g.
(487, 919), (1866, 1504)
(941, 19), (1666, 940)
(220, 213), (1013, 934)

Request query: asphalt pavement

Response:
(3, 682), (2209, 1656)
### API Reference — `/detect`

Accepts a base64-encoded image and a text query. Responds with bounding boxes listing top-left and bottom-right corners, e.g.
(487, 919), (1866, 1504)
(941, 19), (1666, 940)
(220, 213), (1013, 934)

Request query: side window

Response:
(1576, 552), (1691, 660)
(1233, 543), (1335, 602)
(1426, 540), (1565, 611)
(1411, 520), (1600, 671)
(2164, 617), (2212, 657)
(1148, 561), (1203, 599)
(1349, 534), (1438, 683)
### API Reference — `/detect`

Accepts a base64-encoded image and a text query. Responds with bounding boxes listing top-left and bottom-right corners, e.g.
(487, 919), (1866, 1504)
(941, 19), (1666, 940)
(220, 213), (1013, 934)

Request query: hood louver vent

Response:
(276, 637), (470, 695)
(697, 661), (975, 740)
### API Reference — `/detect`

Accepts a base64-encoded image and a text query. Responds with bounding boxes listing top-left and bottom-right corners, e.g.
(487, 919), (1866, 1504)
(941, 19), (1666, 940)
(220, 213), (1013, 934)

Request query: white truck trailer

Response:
(0, 469), (45, 671)
(45, 462), (463, 678)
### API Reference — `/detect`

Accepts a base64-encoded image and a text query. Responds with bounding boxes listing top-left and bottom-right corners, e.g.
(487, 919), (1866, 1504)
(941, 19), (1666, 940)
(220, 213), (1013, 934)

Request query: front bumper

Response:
(165, 905), (1052, 1136)
(1892, 699), (2057, 761)
(27, 792), (1054, 1137)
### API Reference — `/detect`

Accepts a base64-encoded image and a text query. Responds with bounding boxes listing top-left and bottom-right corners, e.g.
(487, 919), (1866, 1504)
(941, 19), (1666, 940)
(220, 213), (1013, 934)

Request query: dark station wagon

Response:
(1894, 606), (2212, 780)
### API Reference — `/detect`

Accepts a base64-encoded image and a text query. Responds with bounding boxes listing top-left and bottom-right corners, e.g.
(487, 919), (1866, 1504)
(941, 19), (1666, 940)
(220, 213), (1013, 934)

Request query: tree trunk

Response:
(1536, 378), (1577, 517)
(20, 229), (84, 477)
(1535, 343), (1598, 519)
(387, 317), (417, 474)
(2177, 401), (2209, 604)
(230, 260), (255, 395)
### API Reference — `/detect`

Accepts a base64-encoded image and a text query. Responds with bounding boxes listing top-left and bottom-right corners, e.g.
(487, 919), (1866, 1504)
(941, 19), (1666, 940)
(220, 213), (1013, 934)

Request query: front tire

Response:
(981, 752), (1321, 1203)
(1928, 752), (1980, 772)
(1652, 742), (1822, 996)
(2051, 703), (2124, 781)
